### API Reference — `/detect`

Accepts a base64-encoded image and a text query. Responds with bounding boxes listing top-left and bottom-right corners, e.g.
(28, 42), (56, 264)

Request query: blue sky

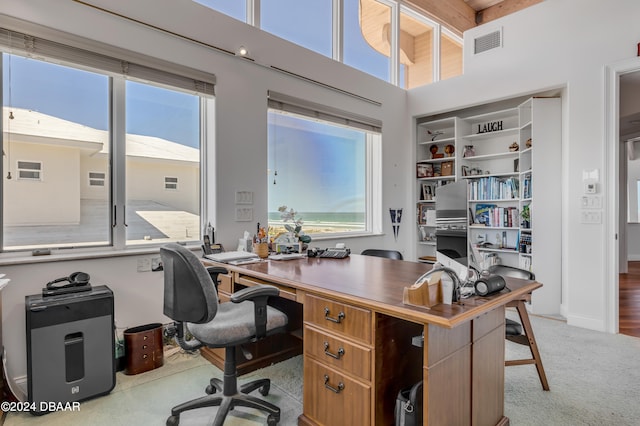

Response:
(3, 1), (383, 213)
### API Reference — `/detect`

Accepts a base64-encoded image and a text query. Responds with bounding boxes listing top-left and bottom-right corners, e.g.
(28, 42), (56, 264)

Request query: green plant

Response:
(278, 206), (312, 243)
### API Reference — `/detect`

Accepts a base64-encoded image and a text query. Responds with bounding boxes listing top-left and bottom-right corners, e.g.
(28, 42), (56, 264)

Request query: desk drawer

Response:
(305, 294), (372, 344)
(304, 325), (371, 380)
(218, 273), (233, 294)
(235, 275), (297, 301)
(304, 358), (370, 426)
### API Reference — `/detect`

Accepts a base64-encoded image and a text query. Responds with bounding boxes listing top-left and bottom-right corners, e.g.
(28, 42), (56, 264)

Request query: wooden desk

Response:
(205, 254), (541, 426)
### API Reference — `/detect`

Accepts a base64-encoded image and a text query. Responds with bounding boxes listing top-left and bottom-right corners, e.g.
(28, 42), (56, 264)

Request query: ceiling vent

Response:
(474, 29), (502, 54)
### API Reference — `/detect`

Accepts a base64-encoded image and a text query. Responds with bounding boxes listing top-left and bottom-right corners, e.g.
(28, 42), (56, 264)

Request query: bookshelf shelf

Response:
(414, 97), (561, 313)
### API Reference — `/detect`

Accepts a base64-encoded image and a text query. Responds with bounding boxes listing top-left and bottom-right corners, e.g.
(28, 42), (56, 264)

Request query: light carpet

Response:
(5, 313), (640, 425)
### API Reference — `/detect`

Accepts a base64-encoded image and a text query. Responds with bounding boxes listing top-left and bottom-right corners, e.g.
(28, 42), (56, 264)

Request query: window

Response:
(193, 0), (462, 89)
(344, 0), (391, 82)
(1, 28), (213, 252)
(89, 172), (106, 187)
(193, 0), (246, 22)
(17, 161), (42, 181)
(261, 0), (332, 57)
(399, 9), (434, 89)
(267, 93), (382, 238)
(164, 177), (178, 190)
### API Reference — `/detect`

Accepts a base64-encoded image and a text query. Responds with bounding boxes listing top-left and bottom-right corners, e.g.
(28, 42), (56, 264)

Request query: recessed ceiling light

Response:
(237, 46), (248, 57)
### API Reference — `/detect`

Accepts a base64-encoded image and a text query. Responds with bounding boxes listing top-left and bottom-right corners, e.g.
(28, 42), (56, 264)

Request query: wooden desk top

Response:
(210, 254), (541, 329)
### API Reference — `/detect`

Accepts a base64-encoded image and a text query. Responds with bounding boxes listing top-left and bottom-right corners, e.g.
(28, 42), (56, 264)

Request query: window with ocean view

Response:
(267, 108), (381, 238)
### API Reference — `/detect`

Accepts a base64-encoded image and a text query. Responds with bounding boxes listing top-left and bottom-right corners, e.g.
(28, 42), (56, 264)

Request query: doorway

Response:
(606, 59), (640, 336)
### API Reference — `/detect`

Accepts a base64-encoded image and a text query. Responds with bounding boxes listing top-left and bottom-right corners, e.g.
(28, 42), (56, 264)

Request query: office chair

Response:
(360, 249), (404, 260)
(487, 264), (549, 391)
(160, 243), (288, 426)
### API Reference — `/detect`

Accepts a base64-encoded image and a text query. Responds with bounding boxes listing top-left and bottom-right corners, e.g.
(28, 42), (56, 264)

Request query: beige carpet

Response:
(5, 313), (640, 425)
(5, 351), (303, 426)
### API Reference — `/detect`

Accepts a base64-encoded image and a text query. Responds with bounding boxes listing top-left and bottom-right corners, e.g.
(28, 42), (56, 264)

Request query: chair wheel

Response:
(166, 415), (179, 426)
(259, 383), (270, 396)
(267, 414), (279, 425)
(205, 384), (216, 394)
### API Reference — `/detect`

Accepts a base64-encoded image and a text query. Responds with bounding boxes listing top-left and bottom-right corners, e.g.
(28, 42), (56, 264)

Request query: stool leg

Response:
(515, 301), (550, 391)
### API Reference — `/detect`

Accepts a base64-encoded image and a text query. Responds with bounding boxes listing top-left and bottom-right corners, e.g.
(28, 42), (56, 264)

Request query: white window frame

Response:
(0, 25), (214, 253)
(16, 160), (42, 181)
(267, 92), (382, 239)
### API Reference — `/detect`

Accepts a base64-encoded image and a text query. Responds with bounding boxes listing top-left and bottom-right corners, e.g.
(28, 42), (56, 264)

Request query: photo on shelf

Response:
(416, 163), (433, 178)
(421, 183), (434, 200)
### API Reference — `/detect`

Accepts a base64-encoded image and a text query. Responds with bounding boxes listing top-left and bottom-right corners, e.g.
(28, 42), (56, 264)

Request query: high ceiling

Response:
(405, 0), (543, 36)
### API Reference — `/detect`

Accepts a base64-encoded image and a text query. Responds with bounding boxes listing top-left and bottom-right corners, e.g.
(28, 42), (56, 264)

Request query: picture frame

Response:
(416, 163), (433, 178)
(422, 183), (433, 200)
(418, 204), (431, 225)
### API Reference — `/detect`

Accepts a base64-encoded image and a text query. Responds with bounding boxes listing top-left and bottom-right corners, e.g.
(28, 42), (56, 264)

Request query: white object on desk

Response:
(205, 251), (259, 263)
(268, 253), (305, 261)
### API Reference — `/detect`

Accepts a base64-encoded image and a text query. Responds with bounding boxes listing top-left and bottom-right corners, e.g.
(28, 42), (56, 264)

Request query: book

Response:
(475, 203), (497, 226)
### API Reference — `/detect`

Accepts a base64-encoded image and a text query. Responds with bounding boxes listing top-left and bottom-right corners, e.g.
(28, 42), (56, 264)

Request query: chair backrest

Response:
(160, 243), (219, 323)
(487, 264), (535, 280)
(360, 249), (404, 260)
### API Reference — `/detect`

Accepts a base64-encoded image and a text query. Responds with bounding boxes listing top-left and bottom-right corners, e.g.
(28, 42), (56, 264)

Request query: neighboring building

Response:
(2, 107), (199, 227)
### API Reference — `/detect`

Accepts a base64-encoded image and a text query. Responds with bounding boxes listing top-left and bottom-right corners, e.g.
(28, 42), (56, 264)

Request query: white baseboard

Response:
(628, 254), (640, 261)
(566, 314), (606, 332)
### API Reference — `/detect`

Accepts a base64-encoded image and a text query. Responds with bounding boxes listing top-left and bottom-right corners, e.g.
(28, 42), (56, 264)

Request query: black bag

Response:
(394, 380), (423, 426)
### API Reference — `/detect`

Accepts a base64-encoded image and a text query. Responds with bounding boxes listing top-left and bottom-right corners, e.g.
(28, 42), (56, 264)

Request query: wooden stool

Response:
(505, 298), (550, 391)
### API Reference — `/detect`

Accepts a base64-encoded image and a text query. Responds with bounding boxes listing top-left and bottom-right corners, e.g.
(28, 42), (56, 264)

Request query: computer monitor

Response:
(435, 181), (468, 280)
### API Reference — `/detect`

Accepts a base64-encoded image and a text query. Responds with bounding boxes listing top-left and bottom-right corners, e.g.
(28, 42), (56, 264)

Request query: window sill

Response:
(0, 244), (201, 266)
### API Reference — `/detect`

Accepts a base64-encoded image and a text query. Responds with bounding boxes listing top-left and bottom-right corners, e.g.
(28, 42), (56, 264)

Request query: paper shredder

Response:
(26, 285), (115, 414)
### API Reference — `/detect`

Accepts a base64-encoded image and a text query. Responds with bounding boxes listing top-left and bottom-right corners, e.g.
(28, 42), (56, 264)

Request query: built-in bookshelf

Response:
(414, 97), (562, 314)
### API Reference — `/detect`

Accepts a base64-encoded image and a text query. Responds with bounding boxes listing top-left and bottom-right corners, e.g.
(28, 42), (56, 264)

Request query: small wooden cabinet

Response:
(302, 294), (374, 426)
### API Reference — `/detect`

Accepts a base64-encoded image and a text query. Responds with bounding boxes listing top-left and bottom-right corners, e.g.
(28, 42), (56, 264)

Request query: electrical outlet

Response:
(137, 258), (151, 272)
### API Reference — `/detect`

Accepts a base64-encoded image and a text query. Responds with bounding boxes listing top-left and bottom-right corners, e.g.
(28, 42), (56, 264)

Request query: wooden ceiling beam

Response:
(475, 0), (543, 25)
(404, 0), (476, 36)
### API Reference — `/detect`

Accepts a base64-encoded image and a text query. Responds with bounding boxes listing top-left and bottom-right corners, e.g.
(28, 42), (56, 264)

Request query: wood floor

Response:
(619, 261), (640, 337)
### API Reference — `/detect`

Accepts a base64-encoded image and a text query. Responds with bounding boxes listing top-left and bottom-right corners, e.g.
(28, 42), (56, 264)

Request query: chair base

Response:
(166, 346), (280, 426)
(166, 386), (280, 426)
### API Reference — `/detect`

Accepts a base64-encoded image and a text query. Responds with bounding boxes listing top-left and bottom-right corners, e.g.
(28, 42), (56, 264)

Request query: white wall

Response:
(409, 0), (640, 331)
(0, 0), (409, 384)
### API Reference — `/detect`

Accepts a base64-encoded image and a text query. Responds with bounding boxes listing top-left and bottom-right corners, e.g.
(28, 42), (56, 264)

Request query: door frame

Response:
(605, 57), (640, 333)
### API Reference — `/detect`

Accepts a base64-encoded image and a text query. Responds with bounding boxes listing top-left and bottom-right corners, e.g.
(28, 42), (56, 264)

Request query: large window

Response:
(194, 0), (462, 89)
(267, 96), (381, 238)
(1, 30), (213, 252)
(194, 0), (246, 22)
(261, 0), (332, 57)
(344, 0), (391, 82)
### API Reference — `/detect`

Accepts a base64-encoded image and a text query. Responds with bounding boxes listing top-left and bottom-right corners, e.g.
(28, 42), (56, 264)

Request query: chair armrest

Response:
(206, 266), (228, 276)
(206, 266), (228, 291)
(231, 285), (280, 339)
(230, 284), (280, 303)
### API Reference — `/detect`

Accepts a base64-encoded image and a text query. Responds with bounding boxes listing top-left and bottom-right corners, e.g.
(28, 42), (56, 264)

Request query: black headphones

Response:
(46, 271), (90, 289)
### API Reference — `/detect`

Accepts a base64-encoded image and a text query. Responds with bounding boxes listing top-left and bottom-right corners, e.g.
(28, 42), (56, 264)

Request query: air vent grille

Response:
(474, 29), (502, 54)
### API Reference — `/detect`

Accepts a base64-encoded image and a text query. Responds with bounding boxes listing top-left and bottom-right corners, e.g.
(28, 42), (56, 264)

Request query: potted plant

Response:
(520, 205), (531, 228)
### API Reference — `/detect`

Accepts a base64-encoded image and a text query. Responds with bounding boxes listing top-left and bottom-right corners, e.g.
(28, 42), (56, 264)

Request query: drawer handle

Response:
(323, 342), (345, 359)
(324, 307), (345, 324)
(323, 374), (344, 394)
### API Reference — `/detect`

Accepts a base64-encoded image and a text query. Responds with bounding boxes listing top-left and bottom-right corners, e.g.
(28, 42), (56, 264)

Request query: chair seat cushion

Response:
(187, 300), (288, 347)
(505, 318), (523, 336)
